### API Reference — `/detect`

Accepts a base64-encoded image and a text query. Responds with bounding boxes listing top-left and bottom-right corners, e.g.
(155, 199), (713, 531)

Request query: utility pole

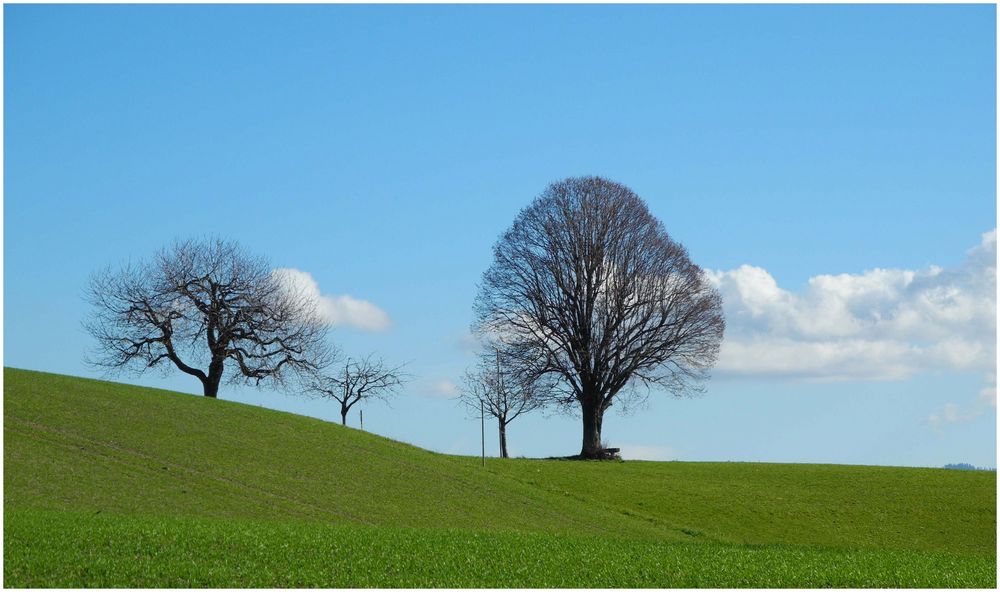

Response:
(481, 399), (485, 467)
(495, 347), (503, 458)
(360, 409), (363, 431)
(495, 347), (502, 387)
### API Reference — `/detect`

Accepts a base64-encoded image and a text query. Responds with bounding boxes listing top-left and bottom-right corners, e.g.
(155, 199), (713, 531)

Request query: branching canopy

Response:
(85, 238), (333, 397)
(474, 176), (725, 417)
(458, 347), (546, 426)
(305, 354), (408, 423)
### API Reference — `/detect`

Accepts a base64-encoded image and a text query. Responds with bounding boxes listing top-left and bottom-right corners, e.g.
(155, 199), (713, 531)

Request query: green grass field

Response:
(4, 368), (996, 587)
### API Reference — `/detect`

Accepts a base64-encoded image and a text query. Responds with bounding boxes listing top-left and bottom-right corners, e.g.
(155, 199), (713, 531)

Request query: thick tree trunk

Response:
(202, 381), (219, 398)
(499, 418), (508, 459)
(580, 399), (604, 458)
(341, 405), (348, 426)
(202, 359), (224, 398)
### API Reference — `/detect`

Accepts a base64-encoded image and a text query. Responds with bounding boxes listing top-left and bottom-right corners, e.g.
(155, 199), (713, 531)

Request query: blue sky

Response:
(4, 4), (996, 467)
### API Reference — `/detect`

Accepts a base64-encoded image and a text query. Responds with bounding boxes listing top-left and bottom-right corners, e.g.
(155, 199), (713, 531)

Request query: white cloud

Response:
(928, 399), (990, 431)
(454, 331), (482, 355)
(979, 384), (997, 408)
(706, 229), (996, 382)
(929, 373), (997, 431)
(929, 403), (979, 427)
(417, 379), (460, 399)
(272, 268), (391, 332)
(432, 380), (459, 397)
(617, 444), (677, 461)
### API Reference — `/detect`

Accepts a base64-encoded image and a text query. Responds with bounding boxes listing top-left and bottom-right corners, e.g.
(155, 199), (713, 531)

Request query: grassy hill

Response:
(4, 368), (996, 587)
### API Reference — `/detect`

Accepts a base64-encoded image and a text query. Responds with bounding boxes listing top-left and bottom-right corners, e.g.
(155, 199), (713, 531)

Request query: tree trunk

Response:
(580, 399), (604, 458)
(340, 405), (348, 426)
(202, 380), (219, 398)
(202, 359), (224, 398)
(498, 418), (508, 459)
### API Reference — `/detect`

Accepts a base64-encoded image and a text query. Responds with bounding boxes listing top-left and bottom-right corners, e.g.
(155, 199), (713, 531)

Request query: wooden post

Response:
(360, 409), (363, 431)
(495, 347), (503, 458)
(481, 399), (485, 467)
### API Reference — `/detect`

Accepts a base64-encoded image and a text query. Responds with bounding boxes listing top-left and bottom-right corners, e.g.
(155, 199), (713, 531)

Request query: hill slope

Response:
(4, 368), (670, 540)
(4, 368), (996, 586)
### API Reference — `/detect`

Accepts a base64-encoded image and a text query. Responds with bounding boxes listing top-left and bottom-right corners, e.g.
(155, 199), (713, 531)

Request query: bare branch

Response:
(456, 345), (549, 458)
(472, 176), (725, 458)
(304, 353), (409, 425)
(84, 238), (333, 397)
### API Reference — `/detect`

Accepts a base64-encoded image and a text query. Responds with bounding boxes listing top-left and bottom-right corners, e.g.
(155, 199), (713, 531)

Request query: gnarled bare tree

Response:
(305, 354), (407, 426)
(85, 238), (333, 398)
(474, 176), (725, 459)
(458, 346), (545, 458)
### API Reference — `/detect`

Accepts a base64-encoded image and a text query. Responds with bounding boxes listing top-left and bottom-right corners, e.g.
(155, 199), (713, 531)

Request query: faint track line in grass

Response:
(5, 417), (370, 525)
(480, 462), (706, 543)
(5, 508), (995, 588)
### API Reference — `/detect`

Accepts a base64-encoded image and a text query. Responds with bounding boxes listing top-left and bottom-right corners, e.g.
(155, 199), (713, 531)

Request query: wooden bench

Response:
(600, 447), (621, 460)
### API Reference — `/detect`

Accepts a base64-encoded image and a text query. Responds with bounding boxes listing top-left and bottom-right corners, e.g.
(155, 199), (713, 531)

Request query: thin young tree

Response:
(306, 354), (407, 426)
(85, 238), (332, 397)
(474, 176), (725, 459)
(458, 347), (545, 458)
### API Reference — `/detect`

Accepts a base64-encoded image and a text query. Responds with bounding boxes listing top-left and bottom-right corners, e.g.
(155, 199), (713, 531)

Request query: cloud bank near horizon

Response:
(272, 268), (391, 332)
(707, 229), (996, 382)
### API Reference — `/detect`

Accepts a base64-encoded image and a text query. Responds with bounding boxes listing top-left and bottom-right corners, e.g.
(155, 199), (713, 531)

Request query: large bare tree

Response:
(305, 354), (407, 426)
(474, 176), (725, 459)
(458, 346), (545, 458)
(85, 238), (332, 398)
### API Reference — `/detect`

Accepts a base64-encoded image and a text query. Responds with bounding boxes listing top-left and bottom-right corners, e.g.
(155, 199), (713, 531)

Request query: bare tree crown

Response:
(458, 347), (544, 425)
(474, 176), (725, 418)
(305, 354), (407, 425)
(85, 238), (332, 397)
(458, 344), (547, 458)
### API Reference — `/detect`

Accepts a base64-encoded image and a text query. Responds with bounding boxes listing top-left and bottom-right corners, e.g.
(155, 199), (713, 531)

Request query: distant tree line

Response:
(943, 463), (996, 472)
